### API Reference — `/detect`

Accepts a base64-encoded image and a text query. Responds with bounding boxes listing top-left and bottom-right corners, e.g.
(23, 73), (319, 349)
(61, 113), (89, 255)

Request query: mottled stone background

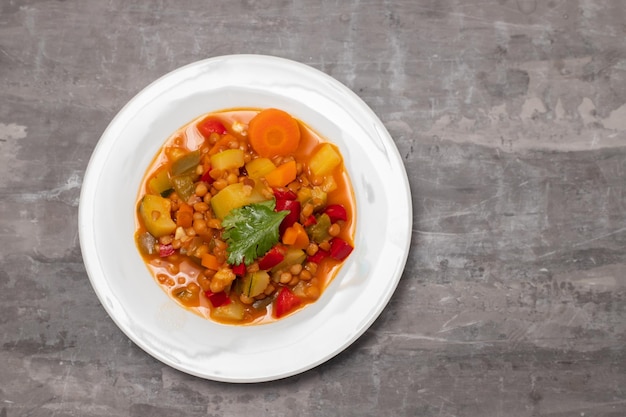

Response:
(2, 0), (626, 416)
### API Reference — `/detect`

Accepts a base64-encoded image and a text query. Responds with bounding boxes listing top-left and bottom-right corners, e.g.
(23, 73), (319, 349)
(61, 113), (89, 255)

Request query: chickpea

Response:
(203, 193), (212, 204)
(226, 173), (238, 185)
(195, 182), (208, 197)
(193, 202), (209, 212)
(172, 239), (182, 249)
(264, 283), (276, 295)
(289, 263), (303, 275)
(279, 272), (292, 284)
(193, 219), (208, 234)
(306, 243), (319, 257)
(213, 178), (228, 191)
(207, 219), (222, 229)
(159, 235), (173, 245)
(288, 277), (299, 286)
(319, 241), (331, 251)
(328, 223), (340, 237)
(193, 212), (204, 221)
(300, 270), (312, 281)
(167, 263), (179, 275)
(209, 168), (223, 180)
(197, 274), (211, 291)
(209, 132), (220, 144)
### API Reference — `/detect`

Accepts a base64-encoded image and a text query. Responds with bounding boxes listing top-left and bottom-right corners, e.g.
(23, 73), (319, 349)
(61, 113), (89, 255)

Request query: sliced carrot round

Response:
(248, 108), (301, 158)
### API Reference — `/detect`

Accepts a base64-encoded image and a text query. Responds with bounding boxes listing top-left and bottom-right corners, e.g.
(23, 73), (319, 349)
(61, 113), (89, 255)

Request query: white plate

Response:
(79, 55), (412, 383)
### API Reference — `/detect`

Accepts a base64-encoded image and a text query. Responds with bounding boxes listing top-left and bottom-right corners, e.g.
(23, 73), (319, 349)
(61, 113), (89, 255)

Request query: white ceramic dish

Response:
(79, 55), (412, 383)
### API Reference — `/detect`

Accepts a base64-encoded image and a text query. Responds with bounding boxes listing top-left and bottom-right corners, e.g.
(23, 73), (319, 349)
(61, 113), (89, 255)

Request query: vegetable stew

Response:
(134, 108), (355, 324)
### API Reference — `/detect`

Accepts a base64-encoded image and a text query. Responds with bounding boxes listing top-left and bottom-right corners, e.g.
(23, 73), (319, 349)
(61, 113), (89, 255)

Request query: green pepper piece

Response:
(171, 150), (201, 177)
(171, 175), (195, 202)
(306, 213), (331, 243)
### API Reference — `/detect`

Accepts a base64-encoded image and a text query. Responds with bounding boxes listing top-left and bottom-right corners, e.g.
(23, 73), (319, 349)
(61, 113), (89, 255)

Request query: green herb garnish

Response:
(222, 200), (288, 266)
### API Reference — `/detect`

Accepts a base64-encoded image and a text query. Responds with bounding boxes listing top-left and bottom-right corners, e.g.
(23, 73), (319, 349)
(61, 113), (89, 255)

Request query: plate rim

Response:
(78, 54), (413, 383)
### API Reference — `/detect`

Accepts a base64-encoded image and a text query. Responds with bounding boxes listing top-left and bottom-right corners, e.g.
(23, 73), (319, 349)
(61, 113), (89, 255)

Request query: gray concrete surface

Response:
(2, 0), (626, 416)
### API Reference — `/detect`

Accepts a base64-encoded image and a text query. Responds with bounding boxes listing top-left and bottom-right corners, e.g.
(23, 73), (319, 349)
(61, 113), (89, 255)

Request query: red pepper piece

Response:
(307, 249), (329, 263)
(324, 204), (348, 223)
(275, 199), (301, 236)
(158, 244), (175, 257)
(200, 167), (214, 184)
(258, 245), (286, 270)
(273, 187), (297, 201)
(231, 263), (246, 276)
(205, 291), (231, 308)
(274, 287), (302, 318)
(197, 117), (227, 137)
(302, 214), (317, 227)
(329, 237), (353, 261)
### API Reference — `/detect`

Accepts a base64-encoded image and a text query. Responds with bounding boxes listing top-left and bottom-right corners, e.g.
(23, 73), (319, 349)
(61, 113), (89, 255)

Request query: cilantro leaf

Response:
(222, 200), (288, 266)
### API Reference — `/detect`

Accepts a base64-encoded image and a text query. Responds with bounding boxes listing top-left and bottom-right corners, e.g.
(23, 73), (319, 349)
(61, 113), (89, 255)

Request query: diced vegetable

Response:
(265, 160), (297, 188)
(210, 182), (270, 220)
(258, 245), (286, 270)
(271, 248), (306, 272)
(197, 117), (227, 137)
(210, 149), (245, 171)
(324, 204), (348, 223)
(273, 188), (297, 201)
(176, 203), (193, 228)
(171, 150), (201, 176)
(245, 158), (276, 179)
(309, 143), (342, 178)
(306, 213), (331, 243)
(139, 195), (177, 238)
(248, 108), (301, 158)
(205, 290), (231, 307)
(148, 169), (173, 196)
(201, 253), (221, 270)
(296, 186), (327, 208)
(171, 174), (196, 202)
(282, 222), (309, 250)
(274, 287), (302, 318)
(212, 300), (245, 321)
(136, 231), (157, 255)
(302, 214), (317, 227)
(307, 249), (329, 263)
(231, 263), (246, 276)
(275, 198), (300, 236)
(240, 270), (270, 297)
(159, 244), (175, 257)
(200, 168), (214, 184)
(329, 237), (353, 261)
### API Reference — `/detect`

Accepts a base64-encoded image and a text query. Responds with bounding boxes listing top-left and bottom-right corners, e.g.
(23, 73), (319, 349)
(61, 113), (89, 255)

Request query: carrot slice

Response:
(201, 253), (222, 270)
(176, 203), (193, 228)
(248, 108), (301, 158)
(282, 222), (309, 249)
(265, 160), (297, 188)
